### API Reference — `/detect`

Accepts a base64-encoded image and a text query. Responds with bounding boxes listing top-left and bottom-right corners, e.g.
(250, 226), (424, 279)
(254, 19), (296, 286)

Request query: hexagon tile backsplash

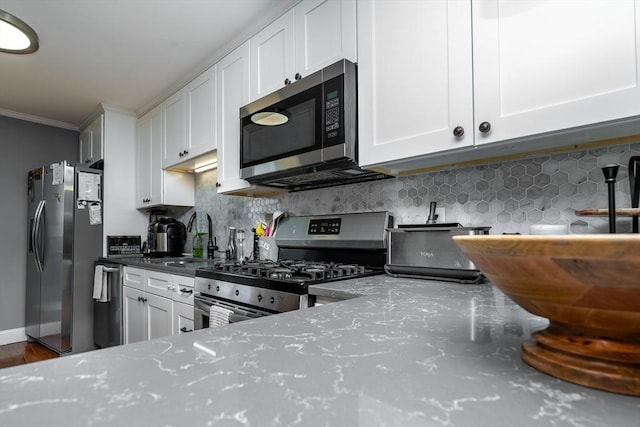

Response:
(182, 140), (640, 246)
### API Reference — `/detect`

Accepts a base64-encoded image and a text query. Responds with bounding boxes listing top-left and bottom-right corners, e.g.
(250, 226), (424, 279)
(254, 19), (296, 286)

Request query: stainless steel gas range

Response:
(193, 211), (392, 329)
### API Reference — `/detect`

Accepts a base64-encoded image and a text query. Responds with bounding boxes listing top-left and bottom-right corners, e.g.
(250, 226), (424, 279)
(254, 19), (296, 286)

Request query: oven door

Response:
(194, 293), (274, 330)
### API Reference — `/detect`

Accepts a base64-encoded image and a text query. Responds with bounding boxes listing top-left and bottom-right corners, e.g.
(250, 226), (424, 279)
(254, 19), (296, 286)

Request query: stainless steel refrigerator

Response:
(26, 161), (103, 355)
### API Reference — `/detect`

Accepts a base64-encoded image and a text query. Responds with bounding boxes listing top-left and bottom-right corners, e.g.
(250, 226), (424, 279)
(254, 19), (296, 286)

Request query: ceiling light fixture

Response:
(0, 9), (39, 54)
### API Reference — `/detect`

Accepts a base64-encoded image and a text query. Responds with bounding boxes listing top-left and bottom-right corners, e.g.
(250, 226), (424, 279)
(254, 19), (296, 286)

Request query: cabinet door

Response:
(294, 0), (357, 77)
(136, 112), (152, 208)
(89, 114), (104, 164)
(79, 128), (91, 164)
(186, 66), (216, 158)
(173, 301), (194, 335)
(216, 42), (252, 194)
(472, 0), (640, 145)
(123, 286), (146, 344)
(145, 270), (173, 299)
(146, 293), (173, 340)
(162, 89), (187, 168)
(357, 0), (474, 170)
(249, 10), (295, 102)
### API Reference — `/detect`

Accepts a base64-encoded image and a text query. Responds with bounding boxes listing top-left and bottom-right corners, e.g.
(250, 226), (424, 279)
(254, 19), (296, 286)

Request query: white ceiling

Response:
(0, 0), (297, 129)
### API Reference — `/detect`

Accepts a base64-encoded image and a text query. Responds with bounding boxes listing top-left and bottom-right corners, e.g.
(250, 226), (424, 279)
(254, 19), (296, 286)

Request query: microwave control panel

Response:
(324, 76), (344, 140)
(308, 218), (342, 235)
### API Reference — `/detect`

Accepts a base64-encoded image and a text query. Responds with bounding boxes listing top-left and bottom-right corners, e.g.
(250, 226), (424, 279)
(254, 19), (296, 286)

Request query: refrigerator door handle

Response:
(33, 200), (45, 272)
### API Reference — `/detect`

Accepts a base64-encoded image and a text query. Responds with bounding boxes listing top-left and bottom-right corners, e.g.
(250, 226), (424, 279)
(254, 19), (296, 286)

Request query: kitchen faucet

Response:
(187, 212), (217, 259)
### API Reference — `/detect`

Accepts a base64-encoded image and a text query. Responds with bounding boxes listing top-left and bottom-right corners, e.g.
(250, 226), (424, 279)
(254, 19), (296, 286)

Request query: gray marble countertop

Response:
(101, 256), (216, 276)
(1, 276), (639, 426)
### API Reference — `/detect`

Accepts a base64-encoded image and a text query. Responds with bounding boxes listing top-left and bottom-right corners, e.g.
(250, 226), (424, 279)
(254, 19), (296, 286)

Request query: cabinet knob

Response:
(167, 284), (171, 290)
(179, 151), (184, 157)
(478, 121), (492, 133)
(142, 297), (147, 303)
(215, 182), (221, 188)
(184, 150), (188, 156)
(453, 126), (465, 137)
(295, 73), (302, 80)
(284, 78), (291, 85)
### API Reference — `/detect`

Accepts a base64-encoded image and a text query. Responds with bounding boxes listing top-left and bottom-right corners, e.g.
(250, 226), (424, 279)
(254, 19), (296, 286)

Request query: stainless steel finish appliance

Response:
(92, 260), (123, 348)
(26, 161), (103, 354)
(194, 211), (392, 329)
(147, 217), (186, 257)
(385, 224), (491, 283)
(240, 59), (389, 191)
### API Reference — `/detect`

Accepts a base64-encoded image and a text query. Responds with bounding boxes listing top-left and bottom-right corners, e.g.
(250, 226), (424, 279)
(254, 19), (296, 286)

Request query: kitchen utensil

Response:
(426, 201), (438, 224)
(271, 210), (285, 236)
(237, 229), (245, 260)
(226, 227), (237, 261)
(629, 156), (640, 233)
(452, 234), (640, 396)
(602, 164), (619, 233)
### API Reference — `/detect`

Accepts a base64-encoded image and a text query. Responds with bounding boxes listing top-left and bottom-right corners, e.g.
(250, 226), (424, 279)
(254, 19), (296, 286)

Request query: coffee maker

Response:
(146, 211), (186, 257)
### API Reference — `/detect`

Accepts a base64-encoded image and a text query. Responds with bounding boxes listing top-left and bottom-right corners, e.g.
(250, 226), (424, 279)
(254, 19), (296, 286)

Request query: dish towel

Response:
(209, 305), (233, 327)
(92, 265), (109, 302)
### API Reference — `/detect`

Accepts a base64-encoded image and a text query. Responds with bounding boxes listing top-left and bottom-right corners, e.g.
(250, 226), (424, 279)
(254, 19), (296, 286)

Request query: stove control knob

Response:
(270, 296), (275, 304)
(257, 294), (263, 302)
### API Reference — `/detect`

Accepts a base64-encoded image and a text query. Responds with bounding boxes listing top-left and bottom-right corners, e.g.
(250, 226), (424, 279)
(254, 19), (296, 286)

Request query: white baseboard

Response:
(0, 328), (28, 346)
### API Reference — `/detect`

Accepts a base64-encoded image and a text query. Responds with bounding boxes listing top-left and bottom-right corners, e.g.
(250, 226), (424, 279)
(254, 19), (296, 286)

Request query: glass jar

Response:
(192, 232), (205, 258)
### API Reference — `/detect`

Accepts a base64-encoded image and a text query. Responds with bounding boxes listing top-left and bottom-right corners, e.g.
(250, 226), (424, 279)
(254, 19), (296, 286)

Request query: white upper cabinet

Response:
(79, 114), (104, 166)
(185, 66), (217, 157)
(250, 10), (295, 102)
(249, 0), (357, 102)
(293, 0), (357, 77)
(162, 66), (217, 169)
(162, 89), (187, 168)
(472, 0), (640, 145)
(137, 106), (194, 209)
(358, 0), (640, 173)
(358, 0), (474, 169)
(216, 42), (252, 194)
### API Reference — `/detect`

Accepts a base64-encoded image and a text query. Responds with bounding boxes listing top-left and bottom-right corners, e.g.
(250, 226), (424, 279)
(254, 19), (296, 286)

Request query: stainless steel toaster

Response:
(385, 224), (490, 283)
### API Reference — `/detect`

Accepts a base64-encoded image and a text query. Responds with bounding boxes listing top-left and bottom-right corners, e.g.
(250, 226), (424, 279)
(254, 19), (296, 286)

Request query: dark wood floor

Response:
(0, 341), (58, 369)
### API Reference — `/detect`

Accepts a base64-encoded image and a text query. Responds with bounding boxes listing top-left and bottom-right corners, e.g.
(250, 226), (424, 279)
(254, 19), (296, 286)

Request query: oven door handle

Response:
(228, 313), (255, 323)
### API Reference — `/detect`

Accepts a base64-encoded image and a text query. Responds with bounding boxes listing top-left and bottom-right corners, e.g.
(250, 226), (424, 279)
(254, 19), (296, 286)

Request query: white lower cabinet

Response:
(122, 267), (194, 344)
(174, 302), (195, 335)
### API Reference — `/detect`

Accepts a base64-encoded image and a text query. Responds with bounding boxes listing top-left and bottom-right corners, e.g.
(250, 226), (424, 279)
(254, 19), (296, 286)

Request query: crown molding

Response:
(0, 108), (78, 131)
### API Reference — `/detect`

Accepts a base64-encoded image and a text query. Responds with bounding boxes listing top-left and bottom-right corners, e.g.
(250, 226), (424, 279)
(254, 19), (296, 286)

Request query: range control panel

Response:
(308, 218), (342, 235)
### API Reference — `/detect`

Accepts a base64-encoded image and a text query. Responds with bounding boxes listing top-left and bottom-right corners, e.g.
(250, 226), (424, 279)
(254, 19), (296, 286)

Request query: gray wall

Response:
(178, 139), (640, 258)
(0, 116), (78, 332)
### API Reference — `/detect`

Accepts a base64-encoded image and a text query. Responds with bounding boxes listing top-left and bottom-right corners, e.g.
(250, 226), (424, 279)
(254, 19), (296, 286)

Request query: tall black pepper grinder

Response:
(602, 164), (619, 233)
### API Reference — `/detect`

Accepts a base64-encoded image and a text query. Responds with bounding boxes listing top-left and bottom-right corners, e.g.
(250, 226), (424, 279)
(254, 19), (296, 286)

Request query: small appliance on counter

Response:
(385, 223), (491, 283)
(106, 235), (142, 257)
(147, 217), (186, 257)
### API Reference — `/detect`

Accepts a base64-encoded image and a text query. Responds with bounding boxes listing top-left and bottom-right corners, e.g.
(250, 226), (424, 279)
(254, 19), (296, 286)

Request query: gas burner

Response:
(268, 267), (294, 280)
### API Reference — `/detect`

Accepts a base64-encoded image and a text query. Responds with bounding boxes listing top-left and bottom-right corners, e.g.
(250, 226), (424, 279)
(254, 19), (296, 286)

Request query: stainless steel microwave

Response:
(239, 59), (389, 192)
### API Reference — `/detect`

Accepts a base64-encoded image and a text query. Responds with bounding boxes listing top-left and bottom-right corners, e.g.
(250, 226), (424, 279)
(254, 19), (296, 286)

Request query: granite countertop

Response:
(101, 256), (217, 276)
(1, 276), (639, 426)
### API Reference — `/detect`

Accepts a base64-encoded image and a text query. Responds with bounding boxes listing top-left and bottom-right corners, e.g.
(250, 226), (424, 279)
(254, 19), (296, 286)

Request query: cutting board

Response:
(575, 208), (640, 217)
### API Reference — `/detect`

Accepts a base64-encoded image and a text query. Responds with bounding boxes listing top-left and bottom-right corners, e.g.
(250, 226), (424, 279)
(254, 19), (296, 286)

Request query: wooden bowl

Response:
(452, 234), (640, 396)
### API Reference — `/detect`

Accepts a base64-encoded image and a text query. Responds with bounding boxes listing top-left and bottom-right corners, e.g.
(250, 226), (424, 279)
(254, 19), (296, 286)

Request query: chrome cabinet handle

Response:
(180, 327), (193, 333)
(180, 288), (193, 294)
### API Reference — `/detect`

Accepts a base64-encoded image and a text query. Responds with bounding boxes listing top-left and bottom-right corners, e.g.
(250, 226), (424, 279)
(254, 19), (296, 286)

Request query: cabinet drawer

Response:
(145, 270), (173, 298)
(122, 267), (145, 291)
(172, 274), (194, 305)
